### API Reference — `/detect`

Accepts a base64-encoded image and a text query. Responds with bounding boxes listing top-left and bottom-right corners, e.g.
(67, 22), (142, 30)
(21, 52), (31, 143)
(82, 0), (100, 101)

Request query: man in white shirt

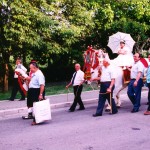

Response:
(92, 57), (118, 117)
(66, 63), (85, 112)
(9, 58), (27, 101)
(127, 53), (144, 113)
(22, 62), (45, 125)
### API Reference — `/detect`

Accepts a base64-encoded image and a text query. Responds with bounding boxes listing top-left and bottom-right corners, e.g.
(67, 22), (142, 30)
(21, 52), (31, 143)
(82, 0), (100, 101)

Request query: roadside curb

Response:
(0, 89), (148, 118)
(0, 98), (98, 118)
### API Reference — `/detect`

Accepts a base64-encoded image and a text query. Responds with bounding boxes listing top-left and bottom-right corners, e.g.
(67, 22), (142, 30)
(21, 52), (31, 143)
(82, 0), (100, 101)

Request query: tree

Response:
(89, 0), (150, 56)
(0, 0), (95, 90)
(0, 0), (150, 91)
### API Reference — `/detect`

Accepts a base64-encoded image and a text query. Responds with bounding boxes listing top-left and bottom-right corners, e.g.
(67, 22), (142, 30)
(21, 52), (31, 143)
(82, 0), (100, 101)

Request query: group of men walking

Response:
(8, 52), (150, 125)
(67, 52), (150, 117)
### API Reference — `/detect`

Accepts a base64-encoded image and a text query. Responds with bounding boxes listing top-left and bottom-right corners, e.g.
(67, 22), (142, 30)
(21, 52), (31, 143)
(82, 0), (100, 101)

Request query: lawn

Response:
(0, 82), (99, 101)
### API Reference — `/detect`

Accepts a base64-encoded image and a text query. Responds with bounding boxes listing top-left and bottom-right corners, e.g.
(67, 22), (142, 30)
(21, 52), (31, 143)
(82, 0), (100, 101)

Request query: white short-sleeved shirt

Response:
(14, 64), (27, 78)
(71, 70), (84, 86)
(100, 65), (116, 82)
(130, 61), (144, 79)
(29, 69), (45, 88)
(146, 66), (150, 83)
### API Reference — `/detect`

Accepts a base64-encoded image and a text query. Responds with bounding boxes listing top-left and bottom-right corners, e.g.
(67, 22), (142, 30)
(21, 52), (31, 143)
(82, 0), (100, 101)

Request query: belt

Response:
(101, 81), (111, 83)
(73, 85), (82, 86)
(131, 78), (136, 80)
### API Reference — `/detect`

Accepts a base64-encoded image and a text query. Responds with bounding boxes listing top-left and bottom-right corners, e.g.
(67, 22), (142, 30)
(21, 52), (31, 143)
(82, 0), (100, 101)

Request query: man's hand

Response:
(39, 95), (43, 101)
(107, 88), (111, 93)
(133, 81), (138, 87)
(26, 77), (31, 81)
(90, 79), (93, 82)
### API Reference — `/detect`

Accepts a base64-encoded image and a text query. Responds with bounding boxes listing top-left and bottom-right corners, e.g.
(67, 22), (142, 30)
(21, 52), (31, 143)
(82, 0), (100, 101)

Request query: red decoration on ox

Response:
(140, 58), (148, 68)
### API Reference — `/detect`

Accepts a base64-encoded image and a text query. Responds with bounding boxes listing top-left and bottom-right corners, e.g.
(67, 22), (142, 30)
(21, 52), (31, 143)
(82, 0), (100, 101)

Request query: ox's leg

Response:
(105, 83), (128, 111)
(105, 103), (111, 111)
(115, 83), (128, 107)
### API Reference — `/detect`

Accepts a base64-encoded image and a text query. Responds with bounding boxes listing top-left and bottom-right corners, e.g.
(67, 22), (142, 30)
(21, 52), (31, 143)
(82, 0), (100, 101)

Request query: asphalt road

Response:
(0, 91), (150, 150)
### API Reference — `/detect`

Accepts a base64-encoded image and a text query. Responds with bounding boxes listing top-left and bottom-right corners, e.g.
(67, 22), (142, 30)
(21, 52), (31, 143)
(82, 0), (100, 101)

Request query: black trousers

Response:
(27, 88), (40, 107)
(96, 82), (118, 115)
(10, 78), (25, 100)
(69, 85), (85, 110)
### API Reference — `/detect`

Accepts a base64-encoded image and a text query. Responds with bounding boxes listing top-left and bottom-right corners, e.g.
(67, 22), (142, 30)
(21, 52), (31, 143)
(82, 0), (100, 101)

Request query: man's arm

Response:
(107, 79), (115, 93)
(133, 72), (142, 87)
(79, 72), (85, 86)
(90, 77), (101, 81)
(39, 84), (45, 100)
(66, 81), (72, 88)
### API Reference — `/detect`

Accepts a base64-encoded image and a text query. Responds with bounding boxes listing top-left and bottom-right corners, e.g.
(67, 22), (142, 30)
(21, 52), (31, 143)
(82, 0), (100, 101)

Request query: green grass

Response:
(0, 82), (99, 101)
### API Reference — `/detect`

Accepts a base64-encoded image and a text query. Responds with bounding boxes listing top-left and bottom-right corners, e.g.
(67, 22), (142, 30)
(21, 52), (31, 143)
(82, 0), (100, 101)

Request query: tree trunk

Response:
(2, 53), (10, 92)
(3, 63), (9, 92)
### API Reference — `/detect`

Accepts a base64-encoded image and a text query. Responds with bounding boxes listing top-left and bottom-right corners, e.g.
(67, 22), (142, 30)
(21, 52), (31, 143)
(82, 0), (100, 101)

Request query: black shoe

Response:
(22, 113), (33, 119)
(19, 98), (25, 101)
(8, 98), (14, 101)
(93, 113), (102, 117)
(68, 109), (75, 112)
(131, 109), (139, 113)
(77, 108), (85, 111)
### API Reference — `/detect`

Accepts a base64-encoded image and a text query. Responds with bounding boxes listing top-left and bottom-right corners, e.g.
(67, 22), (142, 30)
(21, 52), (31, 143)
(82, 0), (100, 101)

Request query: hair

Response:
(134, 53), (143, 58)
(138, 53), (143, 58)
(75, 63), (80, 66)
(120, 40), (125, 44)
(16, 57), (22, 63)
(30, 62), (39, 68)
(30, 59), (37, 63)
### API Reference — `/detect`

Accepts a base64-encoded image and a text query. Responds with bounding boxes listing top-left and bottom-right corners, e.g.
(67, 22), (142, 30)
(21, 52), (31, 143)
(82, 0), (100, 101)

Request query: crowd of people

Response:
(8, 44), (150, 125)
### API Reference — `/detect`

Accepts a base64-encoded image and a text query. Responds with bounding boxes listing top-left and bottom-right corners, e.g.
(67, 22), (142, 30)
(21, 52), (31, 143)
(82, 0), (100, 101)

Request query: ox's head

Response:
(83, 47), (110, 84)
(88, 50), (107, 82)
(95, 50), (110, 67)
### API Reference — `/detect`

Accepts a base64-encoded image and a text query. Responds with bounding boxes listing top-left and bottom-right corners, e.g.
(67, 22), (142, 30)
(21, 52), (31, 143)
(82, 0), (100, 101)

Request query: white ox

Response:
(89, 50), (148, 108)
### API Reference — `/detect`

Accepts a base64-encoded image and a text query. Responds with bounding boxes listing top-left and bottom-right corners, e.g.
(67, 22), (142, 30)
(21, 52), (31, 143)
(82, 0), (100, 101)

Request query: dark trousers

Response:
(10, 78), (25, 100)
(27, 88), (40, 107)
(127, 78), (143, 111)
(96, 82), (118, 115)
(147, 83), (150, 111)
(70, 85), (85, 110)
